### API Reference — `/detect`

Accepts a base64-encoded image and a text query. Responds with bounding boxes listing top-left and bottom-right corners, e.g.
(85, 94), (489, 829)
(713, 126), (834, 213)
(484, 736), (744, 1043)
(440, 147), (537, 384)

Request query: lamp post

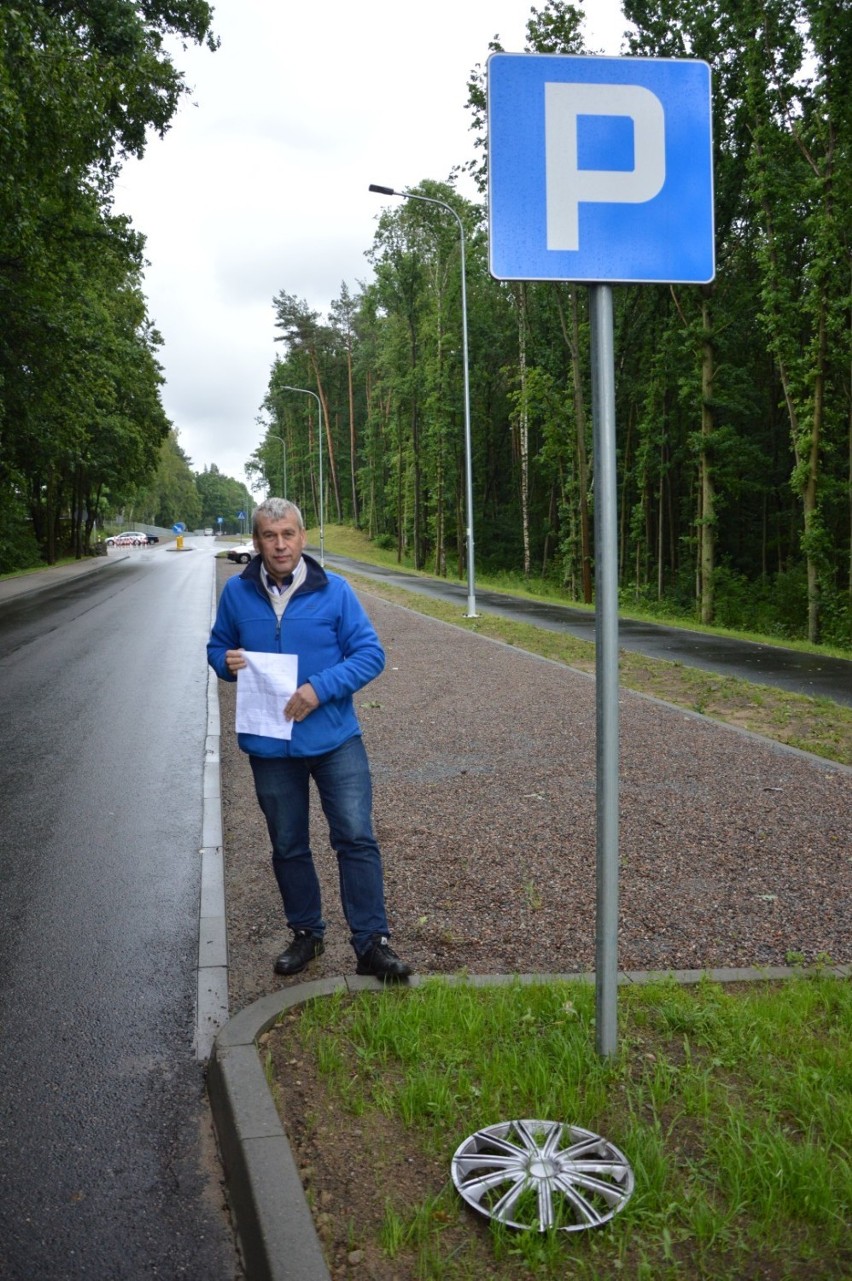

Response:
(281, 385), (324, 565)
(369, 184), (477, 617)
(269, 434), (288, 498)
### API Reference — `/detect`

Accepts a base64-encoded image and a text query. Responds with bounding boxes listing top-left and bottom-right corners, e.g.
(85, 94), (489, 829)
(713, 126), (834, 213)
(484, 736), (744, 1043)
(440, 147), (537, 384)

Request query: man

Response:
(207, 497), (411, 982)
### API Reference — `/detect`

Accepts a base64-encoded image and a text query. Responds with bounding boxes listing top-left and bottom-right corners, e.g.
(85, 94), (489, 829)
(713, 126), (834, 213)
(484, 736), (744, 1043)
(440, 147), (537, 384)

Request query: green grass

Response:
(275, 974), (852, 1279)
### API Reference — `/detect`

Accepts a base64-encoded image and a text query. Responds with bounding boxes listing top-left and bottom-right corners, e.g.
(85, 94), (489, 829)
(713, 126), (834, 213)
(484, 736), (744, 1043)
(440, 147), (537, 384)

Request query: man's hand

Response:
(284, 682), (319, 723)
(225, 648), (247, 675)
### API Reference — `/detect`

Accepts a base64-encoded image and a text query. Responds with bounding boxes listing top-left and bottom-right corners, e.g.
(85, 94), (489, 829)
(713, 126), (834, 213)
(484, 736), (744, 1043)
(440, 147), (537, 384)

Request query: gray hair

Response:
(252, 498), (305, 535)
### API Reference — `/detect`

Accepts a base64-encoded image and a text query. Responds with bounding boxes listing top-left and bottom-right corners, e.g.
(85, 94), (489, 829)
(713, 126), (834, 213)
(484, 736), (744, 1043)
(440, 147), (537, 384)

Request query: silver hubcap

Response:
(451, 1119), (634, 1232)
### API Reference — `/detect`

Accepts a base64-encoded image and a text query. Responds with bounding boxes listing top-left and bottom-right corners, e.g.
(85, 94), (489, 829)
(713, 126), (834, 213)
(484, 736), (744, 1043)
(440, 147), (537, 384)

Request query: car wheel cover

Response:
(451, 1120), (634, 1233)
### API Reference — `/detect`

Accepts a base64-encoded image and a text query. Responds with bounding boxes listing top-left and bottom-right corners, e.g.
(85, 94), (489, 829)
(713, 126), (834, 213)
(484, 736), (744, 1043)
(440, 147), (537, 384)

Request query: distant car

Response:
(146, 534), (159, 544)
(106, 531), (148, 547)
(204, 528), (214, 536)
(227, 547), (254, 565)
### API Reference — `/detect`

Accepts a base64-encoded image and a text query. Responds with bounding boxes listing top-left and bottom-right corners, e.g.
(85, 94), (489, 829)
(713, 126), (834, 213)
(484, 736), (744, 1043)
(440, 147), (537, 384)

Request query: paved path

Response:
(321, 552), (852, 706)
(0, 551), (130, 599)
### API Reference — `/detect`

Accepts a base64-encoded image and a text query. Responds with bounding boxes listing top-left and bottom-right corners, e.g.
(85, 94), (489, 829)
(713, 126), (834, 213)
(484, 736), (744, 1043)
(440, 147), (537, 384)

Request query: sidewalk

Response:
(322, 553), (852, 707)
(0, 554), (129, 603)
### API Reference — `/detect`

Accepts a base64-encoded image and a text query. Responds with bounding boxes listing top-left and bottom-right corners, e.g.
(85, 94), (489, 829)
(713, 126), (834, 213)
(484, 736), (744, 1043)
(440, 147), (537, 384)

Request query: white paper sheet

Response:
(235, 652), (299, 740)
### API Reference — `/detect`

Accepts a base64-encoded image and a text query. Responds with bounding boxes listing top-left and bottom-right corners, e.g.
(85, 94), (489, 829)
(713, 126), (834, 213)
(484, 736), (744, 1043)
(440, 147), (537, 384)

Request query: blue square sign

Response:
(488, 54), (715, 284)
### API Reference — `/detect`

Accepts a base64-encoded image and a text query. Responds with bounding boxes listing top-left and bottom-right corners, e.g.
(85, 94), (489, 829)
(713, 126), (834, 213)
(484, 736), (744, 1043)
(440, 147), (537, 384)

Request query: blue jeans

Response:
(249, 735), (390, 955)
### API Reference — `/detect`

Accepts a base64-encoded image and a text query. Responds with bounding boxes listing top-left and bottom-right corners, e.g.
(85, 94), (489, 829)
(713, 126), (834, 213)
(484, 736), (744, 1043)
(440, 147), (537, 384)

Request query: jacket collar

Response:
(240, 550), (327, 594)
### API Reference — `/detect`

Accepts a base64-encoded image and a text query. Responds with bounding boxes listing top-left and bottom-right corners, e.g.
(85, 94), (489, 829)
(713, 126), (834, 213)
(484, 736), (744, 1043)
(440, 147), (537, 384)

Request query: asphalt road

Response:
(0, 543), (240, 1280)
(321, 553), (852, 707)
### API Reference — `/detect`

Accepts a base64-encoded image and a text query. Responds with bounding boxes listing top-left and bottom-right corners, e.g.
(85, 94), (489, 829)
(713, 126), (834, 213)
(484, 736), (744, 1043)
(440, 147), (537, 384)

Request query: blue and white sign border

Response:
(487, 54), (715, 285)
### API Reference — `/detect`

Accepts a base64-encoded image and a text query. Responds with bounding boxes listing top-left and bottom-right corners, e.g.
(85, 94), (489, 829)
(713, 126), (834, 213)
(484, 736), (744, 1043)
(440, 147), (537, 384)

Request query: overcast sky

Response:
(113, 1), (629, 493)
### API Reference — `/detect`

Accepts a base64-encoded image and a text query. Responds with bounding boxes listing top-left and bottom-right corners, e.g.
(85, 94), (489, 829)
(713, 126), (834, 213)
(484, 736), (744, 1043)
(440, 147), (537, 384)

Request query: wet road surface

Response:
(0, 544), (240, 1279)
(321, 553), (852, 707)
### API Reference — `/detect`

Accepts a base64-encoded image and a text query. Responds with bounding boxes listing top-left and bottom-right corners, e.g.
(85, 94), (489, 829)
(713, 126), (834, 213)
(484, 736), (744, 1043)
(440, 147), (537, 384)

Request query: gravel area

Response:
(215, 561), (852, 1016)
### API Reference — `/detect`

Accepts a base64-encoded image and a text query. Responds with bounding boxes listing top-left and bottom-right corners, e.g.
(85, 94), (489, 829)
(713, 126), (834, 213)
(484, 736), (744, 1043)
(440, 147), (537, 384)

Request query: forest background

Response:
(1, 1), (850, 648)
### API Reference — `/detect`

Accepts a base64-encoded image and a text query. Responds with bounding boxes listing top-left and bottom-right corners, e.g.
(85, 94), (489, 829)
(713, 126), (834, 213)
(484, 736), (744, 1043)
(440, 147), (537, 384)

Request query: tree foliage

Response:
(0, 0), (216, 566)
(131, 429), (202, 530)
(195, 465), (251, 534)
(256, 0), (850, 647)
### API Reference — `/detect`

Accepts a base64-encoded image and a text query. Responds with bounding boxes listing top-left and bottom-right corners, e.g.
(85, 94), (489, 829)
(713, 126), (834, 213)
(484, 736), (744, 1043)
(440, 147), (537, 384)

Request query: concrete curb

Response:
(207, 963), (849, 1281)
(196, 562), (229, 1060)
(208, 981), (345, 1281)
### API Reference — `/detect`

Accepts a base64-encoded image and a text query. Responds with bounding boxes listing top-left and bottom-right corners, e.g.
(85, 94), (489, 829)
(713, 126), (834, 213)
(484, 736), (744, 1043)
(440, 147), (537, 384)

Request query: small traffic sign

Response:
(487, 54), (715, 284)
(172, 522), (185, 533)
(237, 510), (246, 520)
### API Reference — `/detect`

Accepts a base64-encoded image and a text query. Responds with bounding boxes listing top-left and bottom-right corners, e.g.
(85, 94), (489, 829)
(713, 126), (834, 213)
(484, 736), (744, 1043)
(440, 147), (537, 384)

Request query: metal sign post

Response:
(488, 52), (715, 1057)
(589, 284), (619, 1057)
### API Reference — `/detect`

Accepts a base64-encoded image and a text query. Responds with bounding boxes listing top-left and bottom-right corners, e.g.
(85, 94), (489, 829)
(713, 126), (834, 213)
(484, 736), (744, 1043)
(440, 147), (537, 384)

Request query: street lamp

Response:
(269, 434), (288, 498)
(281, 385), (324, 565)
(369, 184), (478, 617)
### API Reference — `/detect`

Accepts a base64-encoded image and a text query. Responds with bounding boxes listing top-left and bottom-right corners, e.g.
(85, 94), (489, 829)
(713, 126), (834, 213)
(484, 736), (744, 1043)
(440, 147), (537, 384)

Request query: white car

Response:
(106, 531), (149, 547)
(227, 547), (254, 565)
(204, 528), (214, 536)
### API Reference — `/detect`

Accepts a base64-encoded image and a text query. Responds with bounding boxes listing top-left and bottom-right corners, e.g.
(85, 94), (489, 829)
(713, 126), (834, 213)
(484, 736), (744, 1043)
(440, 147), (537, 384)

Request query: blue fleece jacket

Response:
(207, 553), (384, 758)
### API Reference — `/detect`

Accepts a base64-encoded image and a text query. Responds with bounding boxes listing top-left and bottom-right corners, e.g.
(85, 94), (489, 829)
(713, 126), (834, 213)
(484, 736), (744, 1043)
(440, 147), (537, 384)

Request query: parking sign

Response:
(488, 54), (714, 284)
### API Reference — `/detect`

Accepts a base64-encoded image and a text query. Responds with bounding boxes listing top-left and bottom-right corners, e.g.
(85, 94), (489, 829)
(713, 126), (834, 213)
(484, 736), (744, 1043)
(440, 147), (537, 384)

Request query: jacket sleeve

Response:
(206, 585), (239, 683)
(308, 582), (385, 704)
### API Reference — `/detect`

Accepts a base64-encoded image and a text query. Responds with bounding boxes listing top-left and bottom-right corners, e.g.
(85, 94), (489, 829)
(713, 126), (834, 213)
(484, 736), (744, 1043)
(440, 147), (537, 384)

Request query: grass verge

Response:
(306, 525), (852, 767)
(310, 524), (852, 660)
(0, 555), (87, 582)
(268, 973), (851, 1280)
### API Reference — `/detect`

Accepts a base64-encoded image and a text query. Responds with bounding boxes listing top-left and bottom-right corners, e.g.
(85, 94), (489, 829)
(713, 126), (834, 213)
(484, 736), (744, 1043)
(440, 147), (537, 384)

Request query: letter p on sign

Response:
(487, 54), (714, 284)
(545, 84), (665, 252)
